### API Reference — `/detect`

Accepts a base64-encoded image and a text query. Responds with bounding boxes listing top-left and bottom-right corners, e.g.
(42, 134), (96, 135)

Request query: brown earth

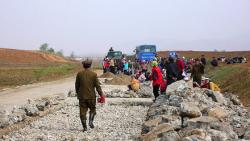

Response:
(99, 72), (116, 78)
(100, 72), (131, 85)
(158, 50), (250, 60)
(0, 48), (70, 68)
(0, 48), (80, 89)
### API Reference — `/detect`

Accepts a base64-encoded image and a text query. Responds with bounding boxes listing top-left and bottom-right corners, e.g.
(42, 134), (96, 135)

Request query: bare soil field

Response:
(0, 48), (81, 90)
(0, 48), (69, 68)
(158, 50), (250, 60)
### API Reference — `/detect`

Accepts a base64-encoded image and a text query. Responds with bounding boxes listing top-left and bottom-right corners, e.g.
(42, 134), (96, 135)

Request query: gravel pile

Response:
(141, 80), (250, 141)
(3, 98), (149, 141)
(0, 94), (66, 129)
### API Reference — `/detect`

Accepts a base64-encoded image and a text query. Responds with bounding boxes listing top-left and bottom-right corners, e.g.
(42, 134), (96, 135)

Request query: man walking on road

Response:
(75, 59), (104, 132)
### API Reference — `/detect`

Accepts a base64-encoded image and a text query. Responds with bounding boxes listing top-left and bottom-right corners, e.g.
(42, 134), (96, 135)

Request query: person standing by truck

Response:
(75, 59), (105, 132)
(103, 57), (110, 73)
(109, 58), (115, 74)
(123, 61), (129, 75)
(109, 47), (114, 52)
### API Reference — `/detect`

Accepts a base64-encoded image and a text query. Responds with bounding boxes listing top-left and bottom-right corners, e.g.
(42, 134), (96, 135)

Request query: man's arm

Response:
(190, 66), (194, 78)
(200, 64), (205, 74)
(75, 73), (80, 98)
(94, 74), (103, 96)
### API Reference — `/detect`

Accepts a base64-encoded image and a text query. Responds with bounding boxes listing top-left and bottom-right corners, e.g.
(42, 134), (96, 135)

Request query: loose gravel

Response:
(3, 98), (149, 141)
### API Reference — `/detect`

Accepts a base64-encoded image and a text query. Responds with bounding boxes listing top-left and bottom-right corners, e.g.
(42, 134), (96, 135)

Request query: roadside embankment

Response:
(206, 63), (250, 107)
(0, 63), (79, 90)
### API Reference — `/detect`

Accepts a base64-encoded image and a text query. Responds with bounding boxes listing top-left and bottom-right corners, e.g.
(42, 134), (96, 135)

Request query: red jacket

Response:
(151, 66), (163, 86)
(177, 59), (185, 72)
(104, 60), (110, 68)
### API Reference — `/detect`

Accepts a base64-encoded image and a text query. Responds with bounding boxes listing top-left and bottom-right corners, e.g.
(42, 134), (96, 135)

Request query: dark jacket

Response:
(75, 69), (102, 100)
(166, 63), (178, 85)
(211, 59), (218, 67)
(191, 64), (204, 85)
(201, 57), (207, 65)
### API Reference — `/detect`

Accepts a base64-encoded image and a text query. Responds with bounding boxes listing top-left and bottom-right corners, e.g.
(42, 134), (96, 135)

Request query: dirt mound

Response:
(117, 73), (131, 83)
(100, 72), (131, 85)
(106, 76), (130, 85)
(0, 48), (69, 65)
(99, 72), (115, 78)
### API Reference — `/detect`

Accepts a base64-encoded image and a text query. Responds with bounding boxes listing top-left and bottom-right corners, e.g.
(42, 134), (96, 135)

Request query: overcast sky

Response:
(0, 0), (250, 56)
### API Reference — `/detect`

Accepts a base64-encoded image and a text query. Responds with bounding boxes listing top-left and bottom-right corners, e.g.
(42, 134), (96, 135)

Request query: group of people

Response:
(102, 56), (132, 75)
(126, 54), (212, 101)
(74, 53), (218, 132)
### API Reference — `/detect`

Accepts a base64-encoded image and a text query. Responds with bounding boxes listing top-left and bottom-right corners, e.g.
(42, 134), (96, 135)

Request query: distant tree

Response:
(47, 48), (55, 53)
(39, 43), (64, 57)
(70, 51), (75, 58)
(56, 50), (64, 57)
(39, 43), (49, 51)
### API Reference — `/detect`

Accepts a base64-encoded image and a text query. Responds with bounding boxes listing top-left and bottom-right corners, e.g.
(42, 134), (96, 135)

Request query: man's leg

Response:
(79, 100), (88, 132)
(88, 99), (96, 129)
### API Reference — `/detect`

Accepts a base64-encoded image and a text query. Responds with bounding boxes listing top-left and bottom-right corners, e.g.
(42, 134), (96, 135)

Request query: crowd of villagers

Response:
(102, 53), (219, 101)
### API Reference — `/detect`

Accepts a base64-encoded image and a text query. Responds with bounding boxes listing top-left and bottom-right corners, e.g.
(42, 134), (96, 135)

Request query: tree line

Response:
(39, 43), (64, 57)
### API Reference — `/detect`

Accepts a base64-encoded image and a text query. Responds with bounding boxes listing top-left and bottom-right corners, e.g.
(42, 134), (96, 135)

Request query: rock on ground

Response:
(141, 80), (250, 141)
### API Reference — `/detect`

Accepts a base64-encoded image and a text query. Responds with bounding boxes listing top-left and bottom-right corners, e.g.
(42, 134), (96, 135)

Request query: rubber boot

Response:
(81, 119), (87, 132)
(89, 113), (95, 129)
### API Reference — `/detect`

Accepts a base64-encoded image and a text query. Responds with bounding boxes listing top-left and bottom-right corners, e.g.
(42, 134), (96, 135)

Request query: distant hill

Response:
(158, 50), (250, 60)
(0, 48), (70, 67)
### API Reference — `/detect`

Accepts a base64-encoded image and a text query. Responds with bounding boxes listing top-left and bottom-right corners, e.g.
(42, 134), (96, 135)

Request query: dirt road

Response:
(0, 77), (75, 110)
(0, 70), (103, 111)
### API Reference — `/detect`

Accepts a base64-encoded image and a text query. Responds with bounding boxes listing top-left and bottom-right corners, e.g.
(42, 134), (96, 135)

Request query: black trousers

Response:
(79, 99), (96, 120)
(153, 84), (160, 100)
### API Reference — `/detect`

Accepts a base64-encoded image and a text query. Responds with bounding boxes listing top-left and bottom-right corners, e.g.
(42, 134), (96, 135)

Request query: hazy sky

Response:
(0, 0), (250, 56)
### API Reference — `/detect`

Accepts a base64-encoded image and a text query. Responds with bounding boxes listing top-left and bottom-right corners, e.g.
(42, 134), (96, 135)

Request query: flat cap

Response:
(82, 59), (92, 65)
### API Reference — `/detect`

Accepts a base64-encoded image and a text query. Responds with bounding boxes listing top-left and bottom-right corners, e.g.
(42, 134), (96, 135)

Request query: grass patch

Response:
(206, 65), (238, 85)
(34, 64), (76, 81)
(0, 63), (79, 88)
(206, 64), (250, 107)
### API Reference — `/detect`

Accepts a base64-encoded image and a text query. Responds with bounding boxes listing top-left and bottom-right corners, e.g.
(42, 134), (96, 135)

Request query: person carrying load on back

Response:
(75, 59), (105, 132)
(128, 75), (140, 92)
(191, 58), (205, 87)
(150, 61), (163, 102)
